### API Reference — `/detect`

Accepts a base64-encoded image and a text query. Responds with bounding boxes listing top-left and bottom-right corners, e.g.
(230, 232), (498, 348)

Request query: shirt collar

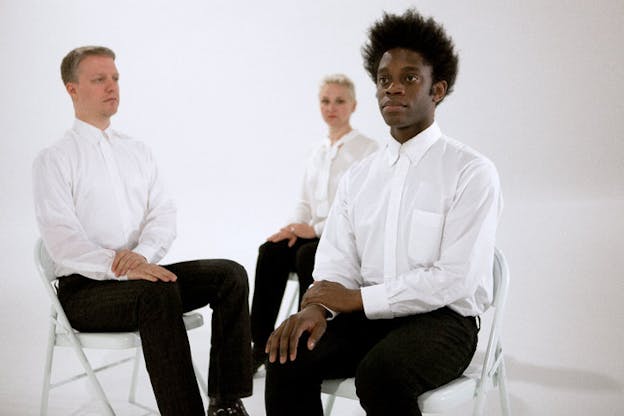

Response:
(324, 129), (359, 148)
(384, 122), (441, 166)
(72, 118), (116, 143)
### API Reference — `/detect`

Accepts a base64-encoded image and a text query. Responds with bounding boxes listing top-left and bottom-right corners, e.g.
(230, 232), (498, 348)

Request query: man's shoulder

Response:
(436, 135), (496, 169)
(35, 133), (79, 163)
(110, 128), (136, 141)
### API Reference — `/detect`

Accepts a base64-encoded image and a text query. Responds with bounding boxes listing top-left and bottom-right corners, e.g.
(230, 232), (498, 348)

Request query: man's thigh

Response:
(293, 312), (391, 379)
(164, 259), (248, 313)
(57, 275), (180, 332)
(357, 307), (479, 391)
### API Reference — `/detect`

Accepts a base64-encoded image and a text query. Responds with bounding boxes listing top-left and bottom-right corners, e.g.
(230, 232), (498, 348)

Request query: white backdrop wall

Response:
(1, 0), (623, 415)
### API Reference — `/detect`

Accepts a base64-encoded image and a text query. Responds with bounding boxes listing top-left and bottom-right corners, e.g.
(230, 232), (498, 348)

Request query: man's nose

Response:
(386, 81), (405, 95)
(105, 79), (118, 91)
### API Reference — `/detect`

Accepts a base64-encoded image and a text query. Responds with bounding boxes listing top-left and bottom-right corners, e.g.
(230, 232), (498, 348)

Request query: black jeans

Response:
(250, 238), (319, 357)
(58, 259), (253, 416)
(265, 307), (478, 416)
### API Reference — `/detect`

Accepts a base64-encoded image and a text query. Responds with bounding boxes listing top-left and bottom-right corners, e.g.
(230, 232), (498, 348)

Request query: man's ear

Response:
(431, 80), (448, 104)
(65, 82), (77, 100)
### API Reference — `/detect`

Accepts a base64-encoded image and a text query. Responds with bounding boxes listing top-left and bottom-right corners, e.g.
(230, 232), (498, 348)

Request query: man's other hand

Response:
(266, 305), (327, 364)
(126, 263), (177, 282)
(112, 250), (147, 276)
(301, 280), (363, 313)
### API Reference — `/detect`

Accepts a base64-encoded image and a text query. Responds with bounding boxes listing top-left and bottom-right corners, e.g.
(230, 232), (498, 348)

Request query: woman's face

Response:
(319, 83), (356, 129)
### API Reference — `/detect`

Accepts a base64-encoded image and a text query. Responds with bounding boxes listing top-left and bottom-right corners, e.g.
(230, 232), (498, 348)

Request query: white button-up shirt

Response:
(313, 122), (502, 318)
(32, 119), (177, 280)
(292, 130), (378, 236)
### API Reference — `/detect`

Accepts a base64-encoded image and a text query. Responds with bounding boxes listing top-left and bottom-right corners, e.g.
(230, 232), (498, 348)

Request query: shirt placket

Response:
(98, 137), (131, 244)
(314, 145), (338, 217)
(383, 153), (410, 280)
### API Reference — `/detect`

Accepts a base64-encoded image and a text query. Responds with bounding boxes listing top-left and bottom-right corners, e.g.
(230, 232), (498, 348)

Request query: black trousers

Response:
(250, 238), (319, 357)
(57, 259), (253, 416)
(265, 307), (478, 416)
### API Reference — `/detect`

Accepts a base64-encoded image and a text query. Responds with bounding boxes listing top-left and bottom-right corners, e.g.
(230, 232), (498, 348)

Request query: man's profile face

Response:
(375, 48), (445, 141)
(66, 55), (120, 126)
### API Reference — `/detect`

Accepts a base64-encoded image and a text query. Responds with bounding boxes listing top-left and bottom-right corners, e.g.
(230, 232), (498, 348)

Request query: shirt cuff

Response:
(313, 222), (324, 237)
(133, 243), (157, 264)
(309, 303), (339, 320)
(361, 284), (393, 319)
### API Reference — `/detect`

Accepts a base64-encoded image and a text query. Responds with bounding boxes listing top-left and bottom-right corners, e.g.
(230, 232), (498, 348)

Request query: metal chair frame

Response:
(35, 239), (208, 416)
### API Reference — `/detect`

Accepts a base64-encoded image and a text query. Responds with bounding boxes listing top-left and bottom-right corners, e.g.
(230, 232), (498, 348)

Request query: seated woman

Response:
(250, 74), (378, 372)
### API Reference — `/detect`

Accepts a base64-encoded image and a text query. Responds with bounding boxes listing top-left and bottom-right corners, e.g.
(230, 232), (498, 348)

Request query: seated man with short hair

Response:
(33, 45), (252, 416)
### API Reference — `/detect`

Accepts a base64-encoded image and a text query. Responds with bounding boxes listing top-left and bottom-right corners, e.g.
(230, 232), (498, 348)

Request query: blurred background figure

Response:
(250, 74), (378, 373)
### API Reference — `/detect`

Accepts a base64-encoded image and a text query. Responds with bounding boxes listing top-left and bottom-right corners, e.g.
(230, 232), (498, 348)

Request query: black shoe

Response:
(207, 399), (249, 416)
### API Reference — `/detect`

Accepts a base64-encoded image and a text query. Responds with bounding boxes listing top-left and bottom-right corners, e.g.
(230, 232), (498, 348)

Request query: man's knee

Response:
(355, 349), (423, 414)
(258, 240), (289, 259)
(138, 281), (183, 316)
(211, 259), (249, 297)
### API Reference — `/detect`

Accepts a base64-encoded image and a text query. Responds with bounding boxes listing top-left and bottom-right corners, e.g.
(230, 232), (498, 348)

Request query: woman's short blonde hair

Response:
(320, 73), (356, 100)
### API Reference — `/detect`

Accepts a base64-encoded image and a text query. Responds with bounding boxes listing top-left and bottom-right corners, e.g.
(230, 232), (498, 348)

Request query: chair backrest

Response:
(492, 248), (509, 310)
(476, 248), (509, 392)
(34, 238), (77, 332)
(35, 238), (57, 283)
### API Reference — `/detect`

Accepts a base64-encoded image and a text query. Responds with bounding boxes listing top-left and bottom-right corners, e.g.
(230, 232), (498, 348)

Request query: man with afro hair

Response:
(265, 9), (502, 416)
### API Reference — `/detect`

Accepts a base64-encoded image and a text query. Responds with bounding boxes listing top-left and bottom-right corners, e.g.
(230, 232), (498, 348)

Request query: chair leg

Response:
(472, 382), (488, 416)
(192, 360), (208, 399)
(497, 358), (512, 416)
(40, 321), (56, 416)
(286, 281), (299, 316)
(128, 346), (142, 403)
(323, 393), (337, 416)
(66, 338), (116, 416)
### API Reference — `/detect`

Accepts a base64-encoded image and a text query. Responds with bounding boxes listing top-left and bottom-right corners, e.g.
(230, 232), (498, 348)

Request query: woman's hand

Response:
(267, 223), (316, 247)
(267, 228), (297, 247)
(287, 223), (316, 240)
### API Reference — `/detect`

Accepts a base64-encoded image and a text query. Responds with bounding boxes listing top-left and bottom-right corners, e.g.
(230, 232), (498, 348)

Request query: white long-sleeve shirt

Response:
(32, 119), (177, 280)
(313, 122), (502, 318)
(292, 130), (378, 236)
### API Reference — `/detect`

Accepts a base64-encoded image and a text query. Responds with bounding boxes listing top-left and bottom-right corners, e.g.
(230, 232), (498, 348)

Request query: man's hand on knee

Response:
(126, 263), (177, 282)
(266, 305), (327, 364)
(112, 250), (147, 276)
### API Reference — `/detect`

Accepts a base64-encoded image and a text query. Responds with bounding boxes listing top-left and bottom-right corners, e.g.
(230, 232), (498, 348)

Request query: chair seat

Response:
(55, 312), (204, 349)
(418, 376), (477, 412)
(321, 363), (483, 413)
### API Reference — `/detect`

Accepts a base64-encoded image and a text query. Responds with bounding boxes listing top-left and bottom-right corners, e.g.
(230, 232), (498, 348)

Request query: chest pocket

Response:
(407, 209), (445, 265)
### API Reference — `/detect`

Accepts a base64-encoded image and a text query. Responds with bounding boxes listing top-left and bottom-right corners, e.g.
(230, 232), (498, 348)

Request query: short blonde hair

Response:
(320, 73), (356, 100)
(61, 46), (116, 85)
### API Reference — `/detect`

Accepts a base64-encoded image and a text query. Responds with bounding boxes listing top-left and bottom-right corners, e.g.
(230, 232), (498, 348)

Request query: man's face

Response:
(375, 48), (446, 142)
(319, 83), (356, 129)
(66, 55), (119, 127)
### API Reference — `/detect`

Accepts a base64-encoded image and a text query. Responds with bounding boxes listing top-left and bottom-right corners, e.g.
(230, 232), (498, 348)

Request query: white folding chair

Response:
(321, 248), (512, 415)
(36, 239), (209, 416)
(282, 272), (301, 318)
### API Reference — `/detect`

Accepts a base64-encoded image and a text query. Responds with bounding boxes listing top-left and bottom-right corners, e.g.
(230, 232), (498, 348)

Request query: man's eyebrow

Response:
(401, 65), (424, 72)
